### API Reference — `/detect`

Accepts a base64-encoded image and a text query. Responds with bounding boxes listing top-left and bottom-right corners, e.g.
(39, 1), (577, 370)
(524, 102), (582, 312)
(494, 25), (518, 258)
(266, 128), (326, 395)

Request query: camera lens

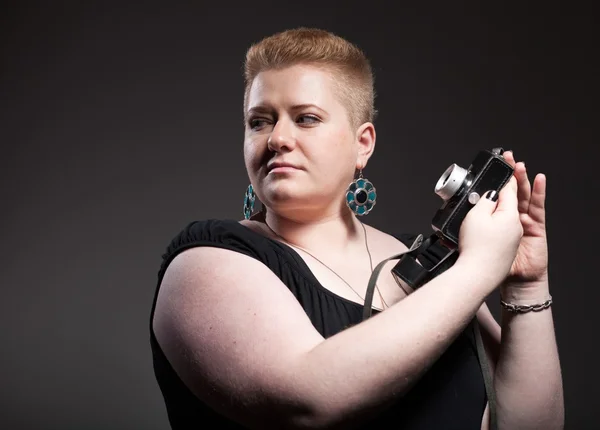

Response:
(435, 164), (468, 200)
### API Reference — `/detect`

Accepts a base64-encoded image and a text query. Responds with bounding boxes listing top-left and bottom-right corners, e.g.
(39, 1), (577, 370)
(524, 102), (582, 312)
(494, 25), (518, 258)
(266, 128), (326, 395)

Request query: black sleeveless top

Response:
(149, 219), (487, 429)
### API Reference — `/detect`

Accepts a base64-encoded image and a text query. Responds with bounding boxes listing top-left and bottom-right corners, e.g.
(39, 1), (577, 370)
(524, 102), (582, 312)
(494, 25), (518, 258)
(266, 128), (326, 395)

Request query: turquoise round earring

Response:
(345, 169), (377, 216)
(243, 184), (256, 220)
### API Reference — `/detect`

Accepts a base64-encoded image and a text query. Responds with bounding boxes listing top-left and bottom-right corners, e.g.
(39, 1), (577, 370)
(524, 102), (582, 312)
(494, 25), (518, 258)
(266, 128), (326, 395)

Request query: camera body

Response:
(431, 147), (514, 246)
(389, 148), (515, 291)
(391, 148), (514, 290)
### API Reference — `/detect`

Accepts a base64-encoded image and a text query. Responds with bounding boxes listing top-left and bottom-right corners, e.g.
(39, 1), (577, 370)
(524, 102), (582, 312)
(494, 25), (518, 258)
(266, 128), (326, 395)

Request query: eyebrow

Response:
(246, 103), (328, 117)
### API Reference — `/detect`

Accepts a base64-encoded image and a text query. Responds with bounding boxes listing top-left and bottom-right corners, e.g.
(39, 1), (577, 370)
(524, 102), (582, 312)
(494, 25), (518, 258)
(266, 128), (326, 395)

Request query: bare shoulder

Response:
(362, 223), (410, 256)
(239, 218), (273, 238)
(239, 218), (261, 231)
(153, 241), (322, 348)
(359, 223), (416, 300)
(152, 243), (325, 426)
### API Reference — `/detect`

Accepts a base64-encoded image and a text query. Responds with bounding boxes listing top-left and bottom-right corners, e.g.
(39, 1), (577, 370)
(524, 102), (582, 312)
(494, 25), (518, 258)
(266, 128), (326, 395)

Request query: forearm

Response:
(494, 281), (564, 430)
(294, 259), (495, 428)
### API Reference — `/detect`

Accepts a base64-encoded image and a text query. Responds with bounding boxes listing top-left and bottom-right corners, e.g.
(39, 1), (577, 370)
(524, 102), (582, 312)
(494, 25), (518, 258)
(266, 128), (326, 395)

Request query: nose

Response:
(267, 118), (296, 152)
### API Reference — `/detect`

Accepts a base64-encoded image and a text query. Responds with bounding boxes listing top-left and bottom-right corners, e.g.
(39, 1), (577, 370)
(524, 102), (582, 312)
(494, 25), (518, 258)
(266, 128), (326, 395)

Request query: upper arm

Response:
(152, 246), (324, 428)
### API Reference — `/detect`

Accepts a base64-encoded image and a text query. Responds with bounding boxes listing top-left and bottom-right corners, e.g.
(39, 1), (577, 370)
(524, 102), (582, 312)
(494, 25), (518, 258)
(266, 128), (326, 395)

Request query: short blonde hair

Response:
(243, 27), (377, 129)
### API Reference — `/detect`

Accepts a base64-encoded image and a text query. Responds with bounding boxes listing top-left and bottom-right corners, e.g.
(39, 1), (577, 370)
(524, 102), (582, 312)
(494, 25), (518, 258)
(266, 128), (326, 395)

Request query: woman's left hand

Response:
(502, 151), (549, 288)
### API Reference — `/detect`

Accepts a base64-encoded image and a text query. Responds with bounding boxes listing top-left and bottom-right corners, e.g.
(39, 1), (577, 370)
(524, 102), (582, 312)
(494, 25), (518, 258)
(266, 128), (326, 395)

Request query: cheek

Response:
(243, 136), (259, 164)
(330, 131), (357, 183)
(322, 128), (355, 161)
(243, 136), (268, 180)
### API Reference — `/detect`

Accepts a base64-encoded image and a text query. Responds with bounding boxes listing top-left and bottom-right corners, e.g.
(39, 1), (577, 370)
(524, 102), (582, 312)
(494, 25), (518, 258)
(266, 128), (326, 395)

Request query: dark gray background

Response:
(1, 2), (597, 429)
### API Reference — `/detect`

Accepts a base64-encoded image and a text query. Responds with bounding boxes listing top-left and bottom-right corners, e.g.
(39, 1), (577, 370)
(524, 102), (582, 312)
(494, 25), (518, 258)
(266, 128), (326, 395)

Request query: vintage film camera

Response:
(392, 147), (514, 290)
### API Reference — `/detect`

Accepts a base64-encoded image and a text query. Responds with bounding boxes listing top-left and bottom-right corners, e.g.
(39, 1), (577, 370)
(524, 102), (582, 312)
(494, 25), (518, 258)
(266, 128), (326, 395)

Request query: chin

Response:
(262, 186), (310, 207)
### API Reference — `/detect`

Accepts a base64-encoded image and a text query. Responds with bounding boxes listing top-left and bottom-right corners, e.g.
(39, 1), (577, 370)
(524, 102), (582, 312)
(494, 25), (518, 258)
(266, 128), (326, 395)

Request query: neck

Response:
(262, 208), (365, 259)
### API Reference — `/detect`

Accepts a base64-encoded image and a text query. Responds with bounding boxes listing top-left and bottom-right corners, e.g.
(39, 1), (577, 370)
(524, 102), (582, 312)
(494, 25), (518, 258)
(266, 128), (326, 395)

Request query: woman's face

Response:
(243, 64), (361, 218)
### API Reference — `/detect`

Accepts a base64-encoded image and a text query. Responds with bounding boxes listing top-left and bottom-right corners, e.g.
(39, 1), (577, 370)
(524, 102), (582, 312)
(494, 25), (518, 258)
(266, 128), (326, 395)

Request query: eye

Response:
(297, 115), (320, 125)
(248, 118), (270, 130)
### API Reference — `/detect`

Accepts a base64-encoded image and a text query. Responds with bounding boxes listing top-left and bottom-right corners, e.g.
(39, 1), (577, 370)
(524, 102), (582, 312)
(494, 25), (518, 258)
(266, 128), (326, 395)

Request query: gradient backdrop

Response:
(1, 2), (597, 429)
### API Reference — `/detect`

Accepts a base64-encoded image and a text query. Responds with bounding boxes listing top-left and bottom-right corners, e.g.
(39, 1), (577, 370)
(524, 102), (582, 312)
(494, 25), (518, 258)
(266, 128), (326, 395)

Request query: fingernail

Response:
(486, 190), (499, 202)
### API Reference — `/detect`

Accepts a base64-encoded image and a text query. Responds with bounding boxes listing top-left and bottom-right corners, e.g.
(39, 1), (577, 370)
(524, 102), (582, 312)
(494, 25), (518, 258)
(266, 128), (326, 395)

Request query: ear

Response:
(355, 122), (376, 169)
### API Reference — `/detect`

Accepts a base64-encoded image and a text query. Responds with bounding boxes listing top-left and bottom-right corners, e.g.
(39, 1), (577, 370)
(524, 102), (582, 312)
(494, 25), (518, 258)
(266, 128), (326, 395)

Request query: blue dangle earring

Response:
(243, 184), (256, 220)
(345, 169), (377, 216)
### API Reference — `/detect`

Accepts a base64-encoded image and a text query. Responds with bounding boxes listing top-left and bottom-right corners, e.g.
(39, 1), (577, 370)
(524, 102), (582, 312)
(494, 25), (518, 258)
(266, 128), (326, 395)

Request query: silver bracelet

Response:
(500, 295), (553, 313)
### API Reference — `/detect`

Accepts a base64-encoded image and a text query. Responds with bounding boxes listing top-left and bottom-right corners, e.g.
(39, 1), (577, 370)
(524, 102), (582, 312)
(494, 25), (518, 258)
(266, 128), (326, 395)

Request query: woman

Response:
(150, 28), (564, 429)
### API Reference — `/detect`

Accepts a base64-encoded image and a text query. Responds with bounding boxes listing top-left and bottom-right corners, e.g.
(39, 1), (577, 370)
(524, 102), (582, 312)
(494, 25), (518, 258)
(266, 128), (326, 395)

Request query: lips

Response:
(267, 161), (300, 172)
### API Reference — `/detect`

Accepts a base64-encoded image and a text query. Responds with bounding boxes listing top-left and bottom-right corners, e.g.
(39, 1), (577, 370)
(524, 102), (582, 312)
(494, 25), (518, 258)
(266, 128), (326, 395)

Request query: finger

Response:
(515, 162), (532, 213)
(528, 173), (546, 224)
(503, 150), (516, 168)
(494, 175), (519, 214)
(502, 150), (518, 194)
(468, 189), (499, 217)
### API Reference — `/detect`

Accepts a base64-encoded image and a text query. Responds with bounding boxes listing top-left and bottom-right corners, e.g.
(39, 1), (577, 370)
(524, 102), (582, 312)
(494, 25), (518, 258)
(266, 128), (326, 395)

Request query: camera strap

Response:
(361, 234), (497, 430)
(362, 233), (426, 321)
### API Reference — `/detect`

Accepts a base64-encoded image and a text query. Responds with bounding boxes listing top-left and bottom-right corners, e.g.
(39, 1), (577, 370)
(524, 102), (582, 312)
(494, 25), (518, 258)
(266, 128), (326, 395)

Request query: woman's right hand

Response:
(456, 175), (523, 289)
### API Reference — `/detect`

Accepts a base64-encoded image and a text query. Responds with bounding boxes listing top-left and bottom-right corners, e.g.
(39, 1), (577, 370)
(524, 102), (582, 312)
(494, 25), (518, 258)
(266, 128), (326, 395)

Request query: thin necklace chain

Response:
(263, 219), (389, 310)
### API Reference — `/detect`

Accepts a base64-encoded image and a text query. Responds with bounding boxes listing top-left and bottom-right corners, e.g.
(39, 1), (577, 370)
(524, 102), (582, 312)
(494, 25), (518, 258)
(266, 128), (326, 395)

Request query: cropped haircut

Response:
(243, 27), (377, 129)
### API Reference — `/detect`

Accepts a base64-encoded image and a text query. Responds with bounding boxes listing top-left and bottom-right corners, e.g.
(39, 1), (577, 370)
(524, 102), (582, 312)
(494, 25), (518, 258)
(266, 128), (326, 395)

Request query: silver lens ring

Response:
(435, 164), (468, 200)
